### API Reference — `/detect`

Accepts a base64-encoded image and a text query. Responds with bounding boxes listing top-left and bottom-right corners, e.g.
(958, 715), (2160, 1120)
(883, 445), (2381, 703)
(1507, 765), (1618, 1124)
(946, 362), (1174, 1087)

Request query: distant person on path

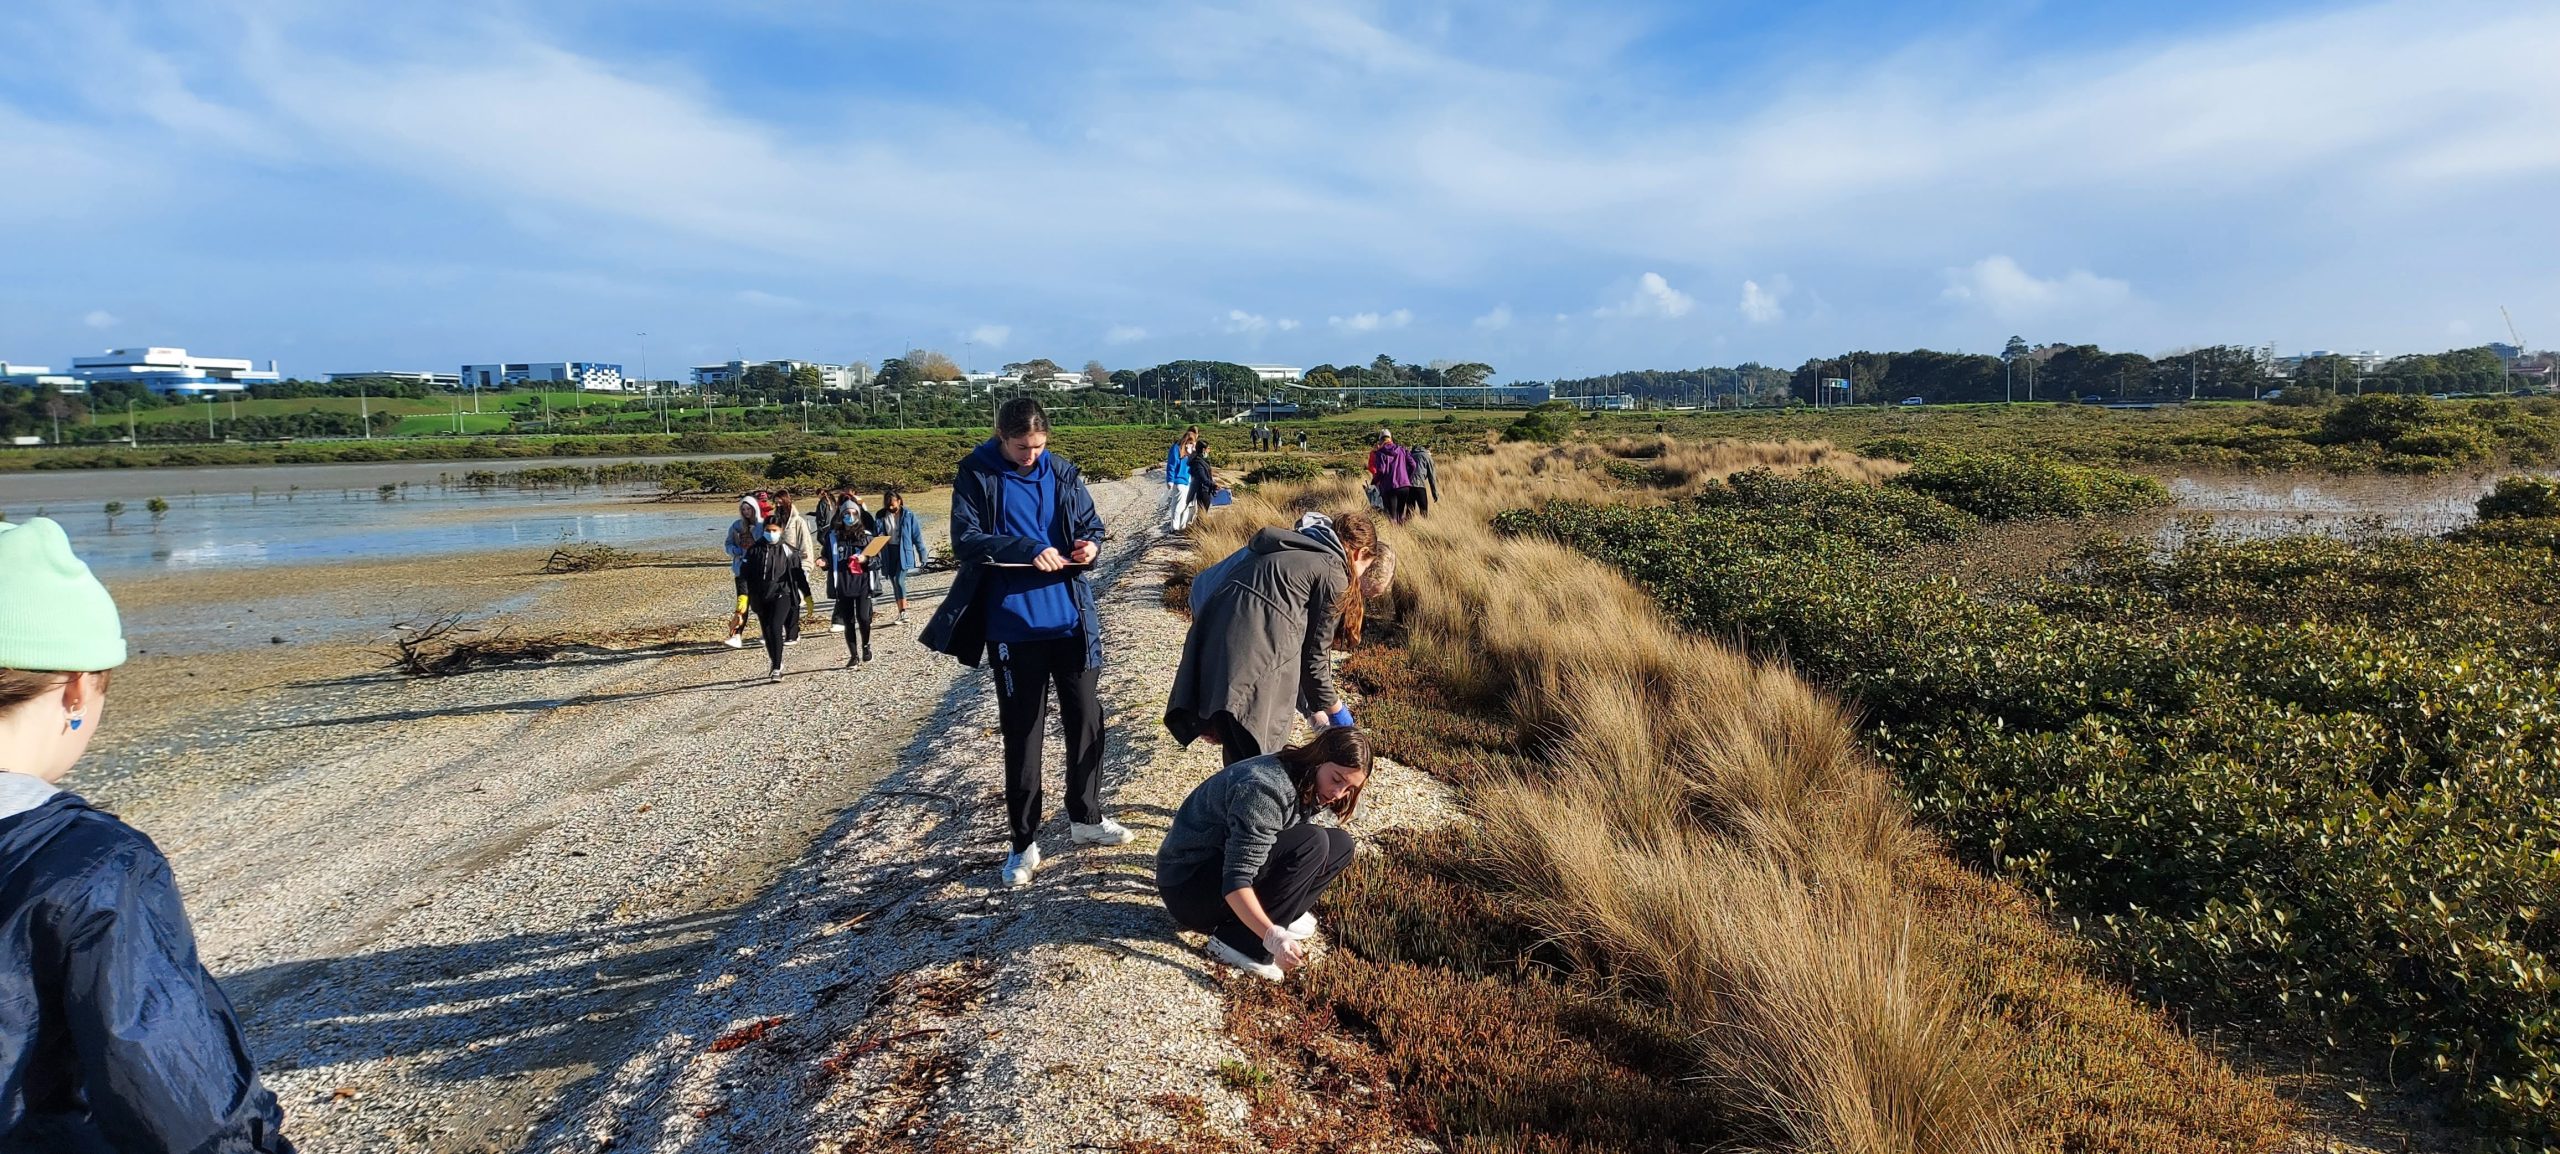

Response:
(737, 512), (808, 681)
(1166, 510), (1386, 765)
(1408, 446), (1440, 519)
(0, 518), (298, 1153)
(827, 495), (878, 665)
(1187, 437), (1218, 519)
(1366, 430), (1416, 521)
(1156, 726), (1372, 982)
(875, 488), (928, 625)
(1162, 426), (1200, 534)
(773, 490), (823, 628)
(920, 397), (1130, 888)
(1295, 430), (1307, 452)
(721, 491), (774, 648)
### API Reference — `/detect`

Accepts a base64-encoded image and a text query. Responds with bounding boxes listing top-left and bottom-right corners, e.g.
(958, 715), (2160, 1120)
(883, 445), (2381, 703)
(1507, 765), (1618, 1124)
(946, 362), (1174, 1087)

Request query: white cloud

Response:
(1277, 318), (1301, 331)
(735, 289), (802, 309)
(1941, 256), (2132, 322)
(82, 309), (117, 329)
(1595, 272), (1693, 319)
(1328, 308), (1413, 332)
(1472, 305), (1513, 330)
(1739, 278), (1788, 325)
(1105, 324), (1147, 344)
(1222, 309), (1272, 335)
(967, 324), (1010, 347)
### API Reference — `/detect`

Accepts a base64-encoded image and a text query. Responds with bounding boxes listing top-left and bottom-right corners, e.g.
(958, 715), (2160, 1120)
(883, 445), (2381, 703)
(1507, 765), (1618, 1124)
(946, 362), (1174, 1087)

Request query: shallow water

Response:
(2153, 468), (2555, 543)
(21, 483), (726, 575)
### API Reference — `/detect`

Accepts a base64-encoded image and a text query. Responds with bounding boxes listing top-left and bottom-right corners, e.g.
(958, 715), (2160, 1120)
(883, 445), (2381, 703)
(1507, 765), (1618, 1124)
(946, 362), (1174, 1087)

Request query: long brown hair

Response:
(1272, 725), (1371, 821)
(1330, 511), (1381, 646)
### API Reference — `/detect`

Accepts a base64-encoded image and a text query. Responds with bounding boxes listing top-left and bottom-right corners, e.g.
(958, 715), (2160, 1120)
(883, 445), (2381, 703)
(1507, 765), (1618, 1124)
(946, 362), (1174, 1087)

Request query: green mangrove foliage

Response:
(1498, 467), (2560, 1151)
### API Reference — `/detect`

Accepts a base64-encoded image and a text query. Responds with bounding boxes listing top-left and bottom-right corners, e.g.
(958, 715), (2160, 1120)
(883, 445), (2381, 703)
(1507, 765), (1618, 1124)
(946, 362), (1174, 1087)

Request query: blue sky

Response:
(2, 0), (2553, 381)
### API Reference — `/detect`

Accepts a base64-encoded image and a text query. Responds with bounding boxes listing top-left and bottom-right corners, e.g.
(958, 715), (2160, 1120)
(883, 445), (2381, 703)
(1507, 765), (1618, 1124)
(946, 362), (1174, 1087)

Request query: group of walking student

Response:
(1365, 427), (1438, 523)
(723, 483), (929, 679)
(0, 399), (1391, 1150)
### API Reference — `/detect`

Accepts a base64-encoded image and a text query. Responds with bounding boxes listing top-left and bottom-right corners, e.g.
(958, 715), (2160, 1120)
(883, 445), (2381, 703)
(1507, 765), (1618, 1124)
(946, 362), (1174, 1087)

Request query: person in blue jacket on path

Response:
(1161, 426), (1199, 533)
(0, 517), (297, 1153)
(874, 488), (930, 626)
(921, 398), (1133, 887)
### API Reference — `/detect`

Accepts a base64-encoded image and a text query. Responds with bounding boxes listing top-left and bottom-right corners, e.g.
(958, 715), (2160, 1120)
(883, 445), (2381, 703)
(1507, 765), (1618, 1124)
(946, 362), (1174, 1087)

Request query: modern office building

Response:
(459, 362), (627, 391)
(69, 348), (282, 395)
(0, 362), (83, 391)
(1244, 364), (1304, 384)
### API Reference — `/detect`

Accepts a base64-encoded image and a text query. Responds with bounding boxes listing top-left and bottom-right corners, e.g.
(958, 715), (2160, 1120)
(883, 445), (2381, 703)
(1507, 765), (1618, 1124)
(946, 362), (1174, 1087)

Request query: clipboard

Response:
(985, 560), (1095, 570)
(861, 536), (889, 559)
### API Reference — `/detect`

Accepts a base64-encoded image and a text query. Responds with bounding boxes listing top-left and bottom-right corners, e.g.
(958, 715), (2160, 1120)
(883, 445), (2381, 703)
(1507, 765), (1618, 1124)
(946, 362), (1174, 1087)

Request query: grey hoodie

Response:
(1154, 753), (1316, 896)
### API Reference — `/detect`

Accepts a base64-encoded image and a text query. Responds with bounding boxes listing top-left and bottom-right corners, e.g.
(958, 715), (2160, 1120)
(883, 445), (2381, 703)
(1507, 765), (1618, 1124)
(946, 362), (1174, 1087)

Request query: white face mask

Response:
(762, 528), (781, 543)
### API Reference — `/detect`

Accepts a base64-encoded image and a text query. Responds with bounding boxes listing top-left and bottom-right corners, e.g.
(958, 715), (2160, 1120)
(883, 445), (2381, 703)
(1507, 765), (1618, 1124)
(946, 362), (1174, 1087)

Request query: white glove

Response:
(1262, 926), (1308, 971)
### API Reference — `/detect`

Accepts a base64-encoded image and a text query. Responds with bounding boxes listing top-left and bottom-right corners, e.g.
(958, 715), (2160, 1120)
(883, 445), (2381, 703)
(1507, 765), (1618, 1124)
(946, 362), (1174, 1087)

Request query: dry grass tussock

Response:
(1589, 434), (1906, 492)
(1190, 440), (2014, 1153)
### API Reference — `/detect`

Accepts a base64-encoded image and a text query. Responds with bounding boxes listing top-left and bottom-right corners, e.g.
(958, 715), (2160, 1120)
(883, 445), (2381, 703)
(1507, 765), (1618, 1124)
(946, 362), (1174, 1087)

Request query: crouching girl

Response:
(1154, 726), (1370, 981)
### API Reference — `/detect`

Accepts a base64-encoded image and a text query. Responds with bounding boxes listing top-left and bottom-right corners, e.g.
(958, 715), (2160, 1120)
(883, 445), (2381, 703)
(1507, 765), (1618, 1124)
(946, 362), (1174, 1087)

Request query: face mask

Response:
(762, 528), (781, 543)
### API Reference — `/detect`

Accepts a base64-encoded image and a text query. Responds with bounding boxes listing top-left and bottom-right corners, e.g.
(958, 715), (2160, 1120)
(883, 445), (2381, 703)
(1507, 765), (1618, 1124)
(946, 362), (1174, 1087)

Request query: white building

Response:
(459, 362), (627, 392)
(328, 370), (462, 388)
(70, 348), (282, 395)
(0, 362), (84, 392)
(1243, 364), (1304, 384)
(690, 360), (869, 391)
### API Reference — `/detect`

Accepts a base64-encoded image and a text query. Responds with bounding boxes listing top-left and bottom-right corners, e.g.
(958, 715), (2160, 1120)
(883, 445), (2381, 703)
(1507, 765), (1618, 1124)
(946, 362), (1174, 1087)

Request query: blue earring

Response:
(68, 717), (82, 731)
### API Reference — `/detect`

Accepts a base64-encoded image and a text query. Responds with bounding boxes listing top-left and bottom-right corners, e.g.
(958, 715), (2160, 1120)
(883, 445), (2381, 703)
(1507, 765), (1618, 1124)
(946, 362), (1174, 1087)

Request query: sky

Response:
(1, 0), (2554, 382)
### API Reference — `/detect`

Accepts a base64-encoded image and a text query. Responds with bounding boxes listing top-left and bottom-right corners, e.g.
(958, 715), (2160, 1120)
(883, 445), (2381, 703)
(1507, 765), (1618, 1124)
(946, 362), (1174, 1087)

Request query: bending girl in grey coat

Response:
(1164, 510), (1386, 765)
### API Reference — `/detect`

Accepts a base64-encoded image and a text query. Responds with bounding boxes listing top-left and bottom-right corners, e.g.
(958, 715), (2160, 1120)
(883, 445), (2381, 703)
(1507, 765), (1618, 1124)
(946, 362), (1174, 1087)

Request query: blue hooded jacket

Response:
(919, 440), (1108, 669)
(0, 787), (294, 1153)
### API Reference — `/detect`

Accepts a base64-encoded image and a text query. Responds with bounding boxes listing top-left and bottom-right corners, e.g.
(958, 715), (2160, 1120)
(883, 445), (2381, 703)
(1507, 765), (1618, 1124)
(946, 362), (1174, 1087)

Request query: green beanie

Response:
(0, 517), (127, 672)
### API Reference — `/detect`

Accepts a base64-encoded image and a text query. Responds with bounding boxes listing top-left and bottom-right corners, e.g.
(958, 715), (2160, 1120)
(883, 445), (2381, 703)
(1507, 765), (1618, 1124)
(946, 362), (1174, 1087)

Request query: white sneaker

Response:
(830, 623), (847, 633)
(1070, 817), (1132, 846)
(768, 666), (782, 683)
(1205, 937), (1283, 982)
(1001, 843), (1042, 887)
(722, 634), (744, 649)
(1281, 912), (1317, 939)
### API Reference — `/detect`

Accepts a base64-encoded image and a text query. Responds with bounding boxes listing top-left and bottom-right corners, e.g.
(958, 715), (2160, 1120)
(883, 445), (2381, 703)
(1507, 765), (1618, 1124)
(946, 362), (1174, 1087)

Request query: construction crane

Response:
(2503, 306), (2528, 389)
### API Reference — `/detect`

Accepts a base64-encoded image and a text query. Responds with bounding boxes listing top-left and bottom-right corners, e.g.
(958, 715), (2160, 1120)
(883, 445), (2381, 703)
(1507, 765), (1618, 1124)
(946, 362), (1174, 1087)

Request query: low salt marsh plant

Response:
(1183, 442), (2317, 1151)
(1505, 465), (2560, 1150)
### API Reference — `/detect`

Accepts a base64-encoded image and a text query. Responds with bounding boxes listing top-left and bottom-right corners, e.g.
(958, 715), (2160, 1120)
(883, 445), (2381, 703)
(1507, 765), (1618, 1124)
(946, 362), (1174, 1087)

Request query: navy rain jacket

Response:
(1, 790), (293, 1153)
(919, 439), (1109, 669)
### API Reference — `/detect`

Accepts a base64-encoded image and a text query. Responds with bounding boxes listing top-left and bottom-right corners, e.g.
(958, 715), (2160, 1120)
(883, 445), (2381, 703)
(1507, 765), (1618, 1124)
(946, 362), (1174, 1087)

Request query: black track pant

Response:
(837, 590), (874, 659)
(749, 594), (795, 669)
(1216, 713), (1264, 767)
(1159, 824), (1356, 961)
(989, 637), (1104, 851)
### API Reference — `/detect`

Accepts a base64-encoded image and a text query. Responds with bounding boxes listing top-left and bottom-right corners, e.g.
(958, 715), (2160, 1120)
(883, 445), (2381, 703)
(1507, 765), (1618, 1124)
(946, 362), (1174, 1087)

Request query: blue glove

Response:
(1326, 705), (1354, 730)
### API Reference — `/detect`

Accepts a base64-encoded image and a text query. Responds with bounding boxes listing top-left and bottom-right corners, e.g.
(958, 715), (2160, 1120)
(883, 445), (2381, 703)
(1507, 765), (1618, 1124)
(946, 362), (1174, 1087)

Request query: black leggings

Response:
(1215, 713), (1263, 767)
(1159, 824), (1356, 961)
(749, 594), (796, 668)
(837, 590), (874, 658)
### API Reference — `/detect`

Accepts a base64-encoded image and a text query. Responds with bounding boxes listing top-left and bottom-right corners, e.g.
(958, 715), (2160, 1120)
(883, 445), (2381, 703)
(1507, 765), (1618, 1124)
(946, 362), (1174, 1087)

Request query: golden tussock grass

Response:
(1189, 440), (2011, 1153)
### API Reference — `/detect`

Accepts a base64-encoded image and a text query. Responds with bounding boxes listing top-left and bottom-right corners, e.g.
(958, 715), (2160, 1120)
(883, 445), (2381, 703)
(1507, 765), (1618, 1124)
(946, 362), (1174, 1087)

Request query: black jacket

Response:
(736, 539), (807, 605)
(0, 790), (294, 1153)
(920, 440), (1108, 669)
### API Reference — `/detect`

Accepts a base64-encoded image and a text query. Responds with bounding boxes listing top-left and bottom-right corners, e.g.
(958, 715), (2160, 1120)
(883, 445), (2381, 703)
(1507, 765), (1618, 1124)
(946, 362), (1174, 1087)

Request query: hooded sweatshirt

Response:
(0, 781), (295, 1153)
(981, 445), (1080, 643)
(1162, 524), (1351, 754)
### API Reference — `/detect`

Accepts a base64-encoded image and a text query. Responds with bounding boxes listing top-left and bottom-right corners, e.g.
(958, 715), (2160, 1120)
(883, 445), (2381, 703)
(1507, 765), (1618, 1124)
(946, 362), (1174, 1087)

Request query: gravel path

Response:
(531, 516), (1456, 1153)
